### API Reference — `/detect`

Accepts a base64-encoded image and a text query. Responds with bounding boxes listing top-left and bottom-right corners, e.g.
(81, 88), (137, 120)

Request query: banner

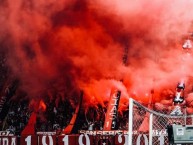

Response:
(103, 90), (121, 130)
(0, 134), (167, 145)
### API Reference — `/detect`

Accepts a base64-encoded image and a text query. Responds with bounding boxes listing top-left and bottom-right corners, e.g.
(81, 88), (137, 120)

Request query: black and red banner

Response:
(0, 133), (167, 145)
(103, 90), (121, 131)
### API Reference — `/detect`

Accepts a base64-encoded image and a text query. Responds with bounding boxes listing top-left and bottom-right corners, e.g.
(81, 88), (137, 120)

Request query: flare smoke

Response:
(1, 0), (193, 109)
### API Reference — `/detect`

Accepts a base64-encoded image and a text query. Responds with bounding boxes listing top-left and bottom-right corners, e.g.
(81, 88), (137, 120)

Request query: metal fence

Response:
(128, 98), (193, 145)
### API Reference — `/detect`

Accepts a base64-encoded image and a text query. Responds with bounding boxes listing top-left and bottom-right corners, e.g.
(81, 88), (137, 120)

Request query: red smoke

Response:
(1, 0), (193, 112)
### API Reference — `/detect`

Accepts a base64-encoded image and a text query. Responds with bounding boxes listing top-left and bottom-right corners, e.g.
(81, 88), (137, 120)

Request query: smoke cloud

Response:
(1, 0), (193, 110)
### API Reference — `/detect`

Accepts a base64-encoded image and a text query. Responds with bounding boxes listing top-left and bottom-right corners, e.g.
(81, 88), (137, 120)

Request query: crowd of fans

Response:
(36, 97), (75, 133)
(3, 100), (30, 135)
(0, 93), (131, 136)
(1, 81), (190, 136)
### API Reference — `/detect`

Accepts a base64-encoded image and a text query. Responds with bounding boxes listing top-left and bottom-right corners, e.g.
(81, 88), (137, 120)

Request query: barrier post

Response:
(128, 98), (133, 145)
(149, 113), (153, 145)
